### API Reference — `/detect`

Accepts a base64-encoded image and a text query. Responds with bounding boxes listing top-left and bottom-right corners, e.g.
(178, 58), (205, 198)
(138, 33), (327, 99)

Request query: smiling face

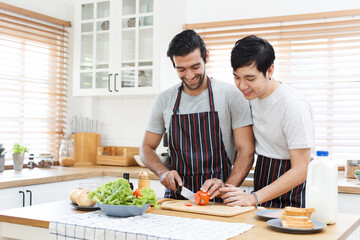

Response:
(233, 63), (275, 100)
(173, 48), (209, 96)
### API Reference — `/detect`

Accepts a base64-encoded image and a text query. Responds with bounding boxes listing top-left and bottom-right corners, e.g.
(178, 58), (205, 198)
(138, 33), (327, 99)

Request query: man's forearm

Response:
(225, 151), (254, 186)
(140, 146), (169, 177)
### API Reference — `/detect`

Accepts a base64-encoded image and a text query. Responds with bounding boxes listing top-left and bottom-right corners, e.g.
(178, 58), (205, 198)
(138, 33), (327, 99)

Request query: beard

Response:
(182, 69), (206, 91)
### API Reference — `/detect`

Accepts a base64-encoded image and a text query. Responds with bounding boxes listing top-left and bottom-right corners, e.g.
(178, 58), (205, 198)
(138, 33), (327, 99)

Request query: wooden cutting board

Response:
(160, 200), (255, 217)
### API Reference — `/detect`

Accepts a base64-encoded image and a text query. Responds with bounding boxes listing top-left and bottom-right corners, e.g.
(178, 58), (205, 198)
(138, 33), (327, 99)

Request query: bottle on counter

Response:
(306, 150), (337, 224)
(123, 173), (134, 190)
(27, 153), (35, 169)
(138, 170), (150, 189)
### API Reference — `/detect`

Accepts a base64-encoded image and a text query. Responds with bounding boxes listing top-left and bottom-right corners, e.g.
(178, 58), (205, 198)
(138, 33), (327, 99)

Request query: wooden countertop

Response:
(0, 166), (359, 194)
(0, 200), (359, 240)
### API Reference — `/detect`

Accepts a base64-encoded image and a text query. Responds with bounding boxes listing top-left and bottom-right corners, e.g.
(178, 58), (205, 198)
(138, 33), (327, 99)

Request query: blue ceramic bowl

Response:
(97, 203), (149, 217)
(355, 174), (360, 182)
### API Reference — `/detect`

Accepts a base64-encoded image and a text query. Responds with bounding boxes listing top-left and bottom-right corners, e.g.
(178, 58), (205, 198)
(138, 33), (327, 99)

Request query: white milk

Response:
(306, 151), (337, 224)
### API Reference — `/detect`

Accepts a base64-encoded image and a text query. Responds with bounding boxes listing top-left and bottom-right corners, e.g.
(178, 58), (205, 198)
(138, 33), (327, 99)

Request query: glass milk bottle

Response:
(59, 139), (76, 167)
(306, 151), (337, 224)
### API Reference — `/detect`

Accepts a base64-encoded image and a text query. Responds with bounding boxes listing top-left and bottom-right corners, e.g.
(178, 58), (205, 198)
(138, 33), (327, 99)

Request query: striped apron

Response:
(254, 155), (306, 208)
(164, 78), (232, 202)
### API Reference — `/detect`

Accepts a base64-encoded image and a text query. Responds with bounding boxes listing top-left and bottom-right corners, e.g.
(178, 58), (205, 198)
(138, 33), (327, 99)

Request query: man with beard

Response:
(140, 30), (254, 201)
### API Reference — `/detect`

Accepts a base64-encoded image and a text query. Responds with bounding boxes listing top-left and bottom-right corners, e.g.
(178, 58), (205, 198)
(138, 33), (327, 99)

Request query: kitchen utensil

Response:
(255, 209), (281, 221)
(180, 186), (195, 202)
(267, 219), (326, 233)
(160, 200), (254, 217)
(97, 203), (149, 217)
(70, 202), (100, 211)
(70, 133), (101, 166)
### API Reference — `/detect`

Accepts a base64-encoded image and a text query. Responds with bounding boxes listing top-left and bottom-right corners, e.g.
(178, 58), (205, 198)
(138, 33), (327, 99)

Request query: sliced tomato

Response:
(133, 187), (143, 198)
(194, 190), (210, 206)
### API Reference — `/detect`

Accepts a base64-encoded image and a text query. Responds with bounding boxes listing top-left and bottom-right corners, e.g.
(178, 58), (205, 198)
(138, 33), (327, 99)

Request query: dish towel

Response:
(49, 211), (254, 240)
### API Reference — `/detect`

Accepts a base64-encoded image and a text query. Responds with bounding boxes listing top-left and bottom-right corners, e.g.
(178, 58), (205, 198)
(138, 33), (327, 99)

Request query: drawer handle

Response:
(26, 189), (32, 206)
(19, 190), (25, 207)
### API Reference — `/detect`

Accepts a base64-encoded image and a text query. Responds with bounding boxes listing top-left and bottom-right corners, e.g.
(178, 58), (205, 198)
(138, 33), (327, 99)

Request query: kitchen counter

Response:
(0, 165), (253, 190)
(0, 200), (359, 240)
(0, 166), (359, 194)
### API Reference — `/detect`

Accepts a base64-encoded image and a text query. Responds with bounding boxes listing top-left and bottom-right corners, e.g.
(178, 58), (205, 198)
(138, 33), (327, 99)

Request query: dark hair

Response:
(167, 29), (207, 67)
(231, 35), (275, 76)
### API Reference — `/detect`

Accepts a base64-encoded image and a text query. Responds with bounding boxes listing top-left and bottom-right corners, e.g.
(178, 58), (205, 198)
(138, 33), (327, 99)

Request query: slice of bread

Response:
(282, 207), (315, 216)
(281, 220), (314, 229)
(280, 214), (311, 222)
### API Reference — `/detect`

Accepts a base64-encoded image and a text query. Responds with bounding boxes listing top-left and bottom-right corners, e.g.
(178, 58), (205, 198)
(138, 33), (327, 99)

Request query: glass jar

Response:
(59, 139), (76, 167)
(37, 153), (53, 168)
(345, 160), (360, 178)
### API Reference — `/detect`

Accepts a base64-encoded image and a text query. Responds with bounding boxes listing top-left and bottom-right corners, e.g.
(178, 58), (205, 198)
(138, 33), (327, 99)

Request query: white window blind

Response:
(185, 10), (360, 164)
(0, 3), (70, 163)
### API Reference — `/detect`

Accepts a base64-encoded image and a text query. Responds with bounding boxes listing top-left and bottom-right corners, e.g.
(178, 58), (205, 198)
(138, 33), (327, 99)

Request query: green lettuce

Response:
(88, 178), (159, 208)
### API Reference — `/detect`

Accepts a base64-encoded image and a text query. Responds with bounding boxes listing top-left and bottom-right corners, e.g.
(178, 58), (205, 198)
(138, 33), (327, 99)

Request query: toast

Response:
(281, 220), (315, 229)
(280, 207), (316, 229)
(280, 214), (311, 222)
(282, 207), (315, 216)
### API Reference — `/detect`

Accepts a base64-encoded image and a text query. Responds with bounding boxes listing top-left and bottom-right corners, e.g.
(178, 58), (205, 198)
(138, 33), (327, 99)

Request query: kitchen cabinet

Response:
(338, 193), (360, 240)
(73, 0), (159, 96)
(0, 177), (103, 210)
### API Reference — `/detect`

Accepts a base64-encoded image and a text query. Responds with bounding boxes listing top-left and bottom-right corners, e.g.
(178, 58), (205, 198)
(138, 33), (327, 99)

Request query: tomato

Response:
(194, 190), (210, 206)
(185, 203), (193, 207)
(133, 188), (143, 198)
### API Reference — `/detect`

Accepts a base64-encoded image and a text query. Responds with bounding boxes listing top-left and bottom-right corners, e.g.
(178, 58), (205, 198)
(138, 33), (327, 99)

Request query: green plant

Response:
(11, 142), (29, 155)
(0, 144), (5, 157)
(355, 169), (360, 176)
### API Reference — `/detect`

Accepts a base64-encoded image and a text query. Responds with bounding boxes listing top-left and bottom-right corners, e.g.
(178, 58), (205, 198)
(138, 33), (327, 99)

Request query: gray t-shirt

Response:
(250, 83), (315, 159)
(146, 78), (253, 163)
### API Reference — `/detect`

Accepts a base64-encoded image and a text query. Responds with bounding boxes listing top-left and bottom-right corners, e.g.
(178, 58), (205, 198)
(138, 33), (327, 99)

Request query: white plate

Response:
(255, 209), (281, 220)
(267, 219), (326, 234)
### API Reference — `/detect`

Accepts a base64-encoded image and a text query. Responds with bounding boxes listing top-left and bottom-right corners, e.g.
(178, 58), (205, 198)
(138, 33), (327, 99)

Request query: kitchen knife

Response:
(180, 186), (195, 202)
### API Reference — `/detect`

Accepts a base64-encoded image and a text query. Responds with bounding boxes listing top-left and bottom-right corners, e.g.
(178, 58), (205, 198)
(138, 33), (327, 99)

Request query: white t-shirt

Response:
(250, 83), (315, 159)
(146, 78), (253, 163)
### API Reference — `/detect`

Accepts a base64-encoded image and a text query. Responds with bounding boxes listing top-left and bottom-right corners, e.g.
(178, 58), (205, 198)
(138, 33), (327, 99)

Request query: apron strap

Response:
(172, 76), (215, 114)
(207, 77), (215, 112)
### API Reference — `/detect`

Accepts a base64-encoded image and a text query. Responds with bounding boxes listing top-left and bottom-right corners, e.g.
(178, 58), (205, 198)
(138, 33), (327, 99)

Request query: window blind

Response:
(0, 3), (70, 163)
(185, 9), (360, 164)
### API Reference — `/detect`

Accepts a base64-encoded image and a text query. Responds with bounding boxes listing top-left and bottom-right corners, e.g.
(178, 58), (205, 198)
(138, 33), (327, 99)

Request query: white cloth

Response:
(250, 83), (315, 159)
(49, 211), (254, 240)
(146, 78), (253, 163)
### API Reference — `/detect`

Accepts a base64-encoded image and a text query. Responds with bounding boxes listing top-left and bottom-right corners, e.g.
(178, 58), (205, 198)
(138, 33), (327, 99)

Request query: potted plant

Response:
(11, 142), (28, 171)
(0, 144), (5, 172)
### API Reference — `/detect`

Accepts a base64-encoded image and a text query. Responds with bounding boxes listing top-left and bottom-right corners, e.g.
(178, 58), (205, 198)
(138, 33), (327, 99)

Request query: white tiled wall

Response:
(92, 95), (157, 148)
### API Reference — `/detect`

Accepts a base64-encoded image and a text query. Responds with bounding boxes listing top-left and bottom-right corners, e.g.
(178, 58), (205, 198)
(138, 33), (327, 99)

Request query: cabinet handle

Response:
(19, 190), (25, 207)
(26, 189), (32, 206)
(108, 73), (113, 92)
(114, 73), (119, 92)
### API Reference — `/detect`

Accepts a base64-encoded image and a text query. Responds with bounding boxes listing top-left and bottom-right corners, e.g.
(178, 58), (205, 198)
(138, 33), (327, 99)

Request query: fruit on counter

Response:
(88, 178), (159, 208)
(76, 189), (96, 207)
(70, 188), (83, 204)
(194, 190), (210, 206)
(355, 169), (360, 175)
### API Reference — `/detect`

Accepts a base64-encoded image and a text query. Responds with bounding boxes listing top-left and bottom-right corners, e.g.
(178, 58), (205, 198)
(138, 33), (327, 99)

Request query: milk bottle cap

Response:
(316, 151), (329, 157)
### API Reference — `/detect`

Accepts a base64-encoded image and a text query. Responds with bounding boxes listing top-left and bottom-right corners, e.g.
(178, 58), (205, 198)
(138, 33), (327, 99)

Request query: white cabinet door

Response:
(0, 177), (104, 210)
(73, 0), (159, 96)
(27, 177), (103, 206)
(338, 193), (360, 240)
(0, 187), (25, 210)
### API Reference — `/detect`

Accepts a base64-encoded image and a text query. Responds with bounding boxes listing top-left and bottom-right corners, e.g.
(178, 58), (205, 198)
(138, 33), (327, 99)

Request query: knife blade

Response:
(180, 186), (195, 202)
